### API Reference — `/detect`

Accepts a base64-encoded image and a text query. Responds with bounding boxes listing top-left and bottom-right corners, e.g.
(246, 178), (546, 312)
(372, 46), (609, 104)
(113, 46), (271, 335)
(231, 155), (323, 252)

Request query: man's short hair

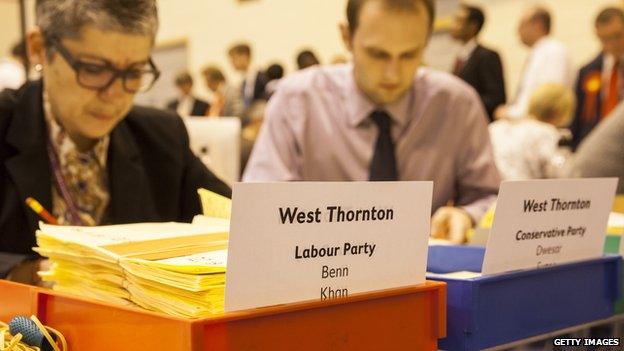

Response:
(36, 0), (158, 54)
(346, 0), (435, 35)
(530, 7), (551, 34)
(461, 4), (485, 35)
(228, 43), (252, 57)
(296, 49), (320, 69)
(174, 72), (193, 86)
(266, 63), (284, 81)
(595, 7), (624, 27)
(202, 66), (226, 83)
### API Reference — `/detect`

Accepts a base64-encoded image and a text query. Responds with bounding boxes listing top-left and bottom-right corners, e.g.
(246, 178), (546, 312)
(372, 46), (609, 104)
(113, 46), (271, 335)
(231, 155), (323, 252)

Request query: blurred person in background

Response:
(450, 3), (505, 121)
(202, 65), (244, 118)
(495, 5), (572, 120)
(0, 40), (27, 91)
(227, 42), (268, 109)
(570, 7), (624, 150)
(296, 49), (320, 70)
(264, 62), (284, 99)
(240, 63), (285, 167)
(489, 83), (575, 180)
(166, 71), (210, 116)
(566, 100), (624, 194)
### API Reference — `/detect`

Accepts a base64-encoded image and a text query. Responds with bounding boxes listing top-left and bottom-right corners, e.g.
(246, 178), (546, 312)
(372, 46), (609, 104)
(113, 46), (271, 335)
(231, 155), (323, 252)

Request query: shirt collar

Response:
(533, 36), (551, 50)
(345, 65), (414, 129)
(43, 90), (109, 168)
(457, 38), (478, 61)
(603, 53), (624, 68)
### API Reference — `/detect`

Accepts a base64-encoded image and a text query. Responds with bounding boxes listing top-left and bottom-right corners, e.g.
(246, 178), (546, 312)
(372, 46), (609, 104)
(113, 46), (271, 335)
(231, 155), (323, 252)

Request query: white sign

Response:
(225, 182), (432, 312)
(482, 178), (617, 275)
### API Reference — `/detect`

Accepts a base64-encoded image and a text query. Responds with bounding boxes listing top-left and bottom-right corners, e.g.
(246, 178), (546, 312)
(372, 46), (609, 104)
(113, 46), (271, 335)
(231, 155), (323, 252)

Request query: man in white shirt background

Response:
(495, 6), (572, 120)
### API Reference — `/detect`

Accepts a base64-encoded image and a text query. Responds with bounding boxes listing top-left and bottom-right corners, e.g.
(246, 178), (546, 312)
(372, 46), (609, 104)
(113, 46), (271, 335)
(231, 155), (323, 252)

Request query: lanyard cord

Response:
(46, 137), (84, 226)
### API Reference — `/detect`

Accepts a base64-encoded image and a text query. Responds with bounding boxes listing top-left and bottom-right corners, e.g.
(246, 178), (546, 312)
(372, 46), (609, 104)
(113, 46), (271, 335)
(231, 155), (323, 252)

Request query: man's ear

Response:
(339, 22), (353, 52)
(27, 27), (47, 67)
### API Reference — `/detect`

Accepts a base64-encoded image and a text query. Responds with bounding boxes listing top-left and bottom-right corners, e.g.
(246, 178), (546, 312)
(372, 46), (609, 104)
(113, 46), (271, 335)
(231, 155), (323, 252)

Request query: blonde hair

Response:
(528, 83), (576, 127)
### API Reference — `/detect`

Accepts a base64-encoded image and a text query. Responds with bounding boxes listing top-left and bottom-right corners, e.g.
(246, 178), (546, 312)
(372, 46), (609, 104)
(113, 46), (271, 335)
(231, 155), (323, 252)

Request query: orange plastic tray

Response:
(0, 279), (446, 350)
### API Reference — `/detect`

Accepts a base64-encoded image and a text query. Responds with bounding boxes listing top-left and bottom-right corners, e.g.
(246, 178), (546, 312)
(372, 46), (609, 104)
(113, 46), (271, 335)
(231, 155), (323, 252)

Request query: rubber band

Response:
(0, 316), (67, 351)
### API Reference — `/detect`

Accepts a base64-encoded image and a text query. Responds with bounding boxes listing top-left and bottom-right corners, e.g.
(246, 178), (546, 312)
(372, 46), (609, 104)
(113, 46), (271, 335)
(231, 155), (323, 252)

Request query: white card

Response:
(225, 182), (432, 312)
(482, 178), (617, 275)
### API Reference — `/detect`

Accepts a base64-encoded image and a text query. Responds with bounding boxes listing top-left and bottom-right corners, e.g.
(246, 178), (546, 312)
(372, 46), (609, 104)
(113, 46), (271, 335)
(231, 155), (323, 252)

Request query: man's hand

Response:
(493, 105), (508, 120)
(430, 206), (473, 244)
(6, 259), (51, 286)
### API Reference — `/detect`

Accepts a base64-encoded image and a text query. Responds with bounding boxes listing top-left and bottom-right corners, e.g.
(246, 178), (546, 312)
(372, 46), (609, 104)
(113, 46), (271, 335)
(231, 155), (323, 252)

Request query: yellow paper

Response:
(35, 220), (230, 318)
(136, 249), (227, 274)
(120, 260), (225, 292)
(478, 203), (496, 229)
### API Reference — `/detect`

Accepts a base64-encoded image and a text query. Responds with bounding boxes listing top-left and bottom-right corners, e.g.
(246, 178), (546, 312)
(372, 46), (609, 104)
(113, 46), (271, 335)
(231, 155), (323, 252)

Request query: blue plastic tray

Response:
(427, 245), (621, 351)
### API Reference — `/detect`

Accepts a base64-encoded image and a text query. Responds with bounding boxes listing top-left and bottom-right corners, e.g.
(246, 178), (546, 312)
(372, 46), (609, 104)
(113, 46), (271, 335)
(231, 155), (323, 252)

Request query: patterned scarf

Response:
(43, 91), (110, 226)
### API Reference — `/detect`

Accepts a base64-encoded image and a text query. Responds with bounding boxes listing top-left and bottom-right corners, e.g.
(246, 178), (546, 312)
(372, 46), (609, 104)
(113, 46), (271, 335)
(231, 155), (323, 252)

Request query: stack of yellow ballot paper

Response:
(35, 219), (229, 317)
(35, 189), (233, 318)
(121, 249), (227, 317)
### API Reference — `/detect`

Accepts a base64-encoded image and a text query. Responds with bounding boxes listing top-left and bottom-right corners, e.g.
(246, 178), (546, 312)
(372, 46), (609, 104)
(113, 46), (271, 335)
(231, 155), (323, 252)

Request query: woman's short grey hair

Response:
(36, 0), (158, 49)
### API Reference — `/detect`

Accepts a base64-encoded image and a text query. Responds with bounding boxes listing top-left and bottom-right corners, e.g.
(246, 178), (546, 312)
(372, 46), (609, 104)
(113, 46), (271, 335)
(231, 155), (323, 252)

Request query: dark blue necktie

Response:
(369, 110), (398, 181)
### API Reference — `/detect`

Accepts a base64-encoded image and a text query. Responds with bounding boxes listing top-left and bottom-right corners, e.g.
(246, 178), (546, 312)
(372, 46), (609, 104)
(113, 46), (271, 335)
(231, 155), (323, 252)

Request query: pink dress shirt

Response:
(243, 64), (501, 221)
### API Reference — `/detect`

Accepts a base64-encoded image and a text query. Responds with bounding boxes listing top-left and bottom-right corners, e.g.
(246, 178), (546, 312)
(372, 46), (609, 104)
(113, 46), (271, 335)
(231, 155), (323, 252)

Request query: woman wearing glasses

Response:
(0, 0), (230, 283)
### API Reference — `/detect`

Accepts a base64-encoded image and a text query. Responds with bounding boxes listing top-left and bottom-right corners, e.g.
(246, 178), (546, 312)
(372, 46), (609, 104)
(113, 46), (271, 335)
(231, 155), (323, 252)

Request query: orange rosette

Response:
(582, 70), (602, 121)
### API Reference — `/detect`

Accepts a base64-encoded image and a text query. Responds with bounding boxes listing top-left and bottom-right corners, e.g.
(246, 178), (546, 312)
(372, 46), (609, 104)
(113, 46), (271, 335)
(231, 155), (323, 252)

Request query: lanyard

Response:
(46, 137), (84, 226)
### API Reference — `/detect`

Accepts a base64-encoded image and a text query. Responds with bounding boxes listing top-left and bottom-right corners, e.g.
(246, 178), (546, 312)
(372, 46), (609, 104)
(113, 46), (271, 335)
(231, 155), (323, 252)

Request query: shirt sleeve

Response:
(566, 104), (624, 194)
(455, 92), (502, 222)
(0, 252), (31, 279)
(242, 86), (303, 181)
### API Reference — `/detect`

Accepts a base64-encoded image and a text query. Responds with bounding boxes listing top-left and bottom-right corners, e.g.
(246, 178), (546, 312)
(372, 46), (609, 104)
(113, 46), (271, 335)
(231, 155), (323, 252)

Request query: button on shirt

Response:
(243, 64), (501, 221)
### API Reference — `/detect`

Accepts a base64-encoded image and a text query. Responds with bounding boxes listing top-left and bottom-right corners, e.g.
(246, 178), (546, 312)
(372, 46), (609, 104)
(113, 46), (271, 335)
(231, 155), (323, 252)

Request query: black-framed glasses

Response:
(47, 35), (161, 93)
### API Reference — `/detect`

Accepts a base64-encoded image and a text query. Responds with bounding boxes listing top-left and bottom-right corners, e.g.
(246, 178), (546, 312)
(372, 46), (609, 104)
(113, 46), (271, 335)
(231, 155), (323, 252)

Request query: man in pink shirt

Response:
(244, 0), (501, 243)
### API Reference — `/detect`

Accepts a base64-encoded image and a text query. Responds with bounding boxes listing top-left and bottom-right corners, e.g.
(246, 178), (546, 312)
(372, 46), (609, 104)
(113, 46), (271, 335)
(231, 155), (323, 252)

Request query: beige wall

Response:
(155, 0), (619, 99)
(0, 1), (23, 58)
(0, 0), (619, 99)
(155, 0), (347, 98)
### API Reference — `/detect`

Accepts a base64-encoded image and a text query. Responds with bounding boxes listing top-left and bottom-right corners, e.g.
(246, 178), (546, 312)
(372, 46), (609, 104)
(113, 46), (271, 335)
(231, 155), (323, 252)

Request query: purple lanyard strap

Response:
(46, 137), (84, 226)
